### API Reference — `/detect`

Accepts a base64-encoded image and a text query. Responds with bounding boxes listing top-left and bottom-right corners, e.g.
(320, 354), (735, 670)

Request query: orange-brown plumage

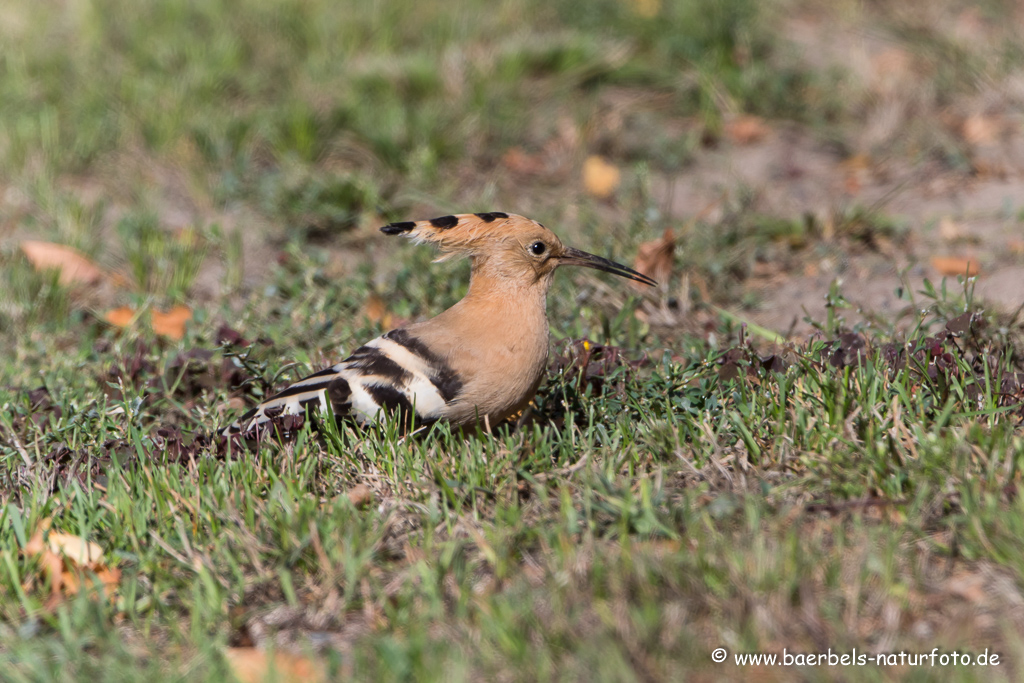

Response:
(224, 212), (655, 436)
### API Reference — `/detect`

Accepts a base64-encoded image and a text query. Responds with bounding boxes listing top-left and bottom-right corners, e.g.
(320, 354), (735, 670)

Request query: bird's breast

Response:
(440, 315), (549, 425)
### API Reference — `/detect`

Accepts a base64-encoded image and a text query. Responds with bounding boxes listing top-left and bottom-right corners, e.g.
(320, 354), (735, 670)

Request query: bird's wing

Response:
(222, 328), (463, 436)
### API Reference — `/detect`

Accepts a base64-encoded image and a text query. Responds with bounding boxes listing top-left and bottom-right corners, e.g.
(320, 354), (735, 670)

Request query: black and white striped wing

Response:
(222, 328), (462, 435)
(221, 361), (351, 435)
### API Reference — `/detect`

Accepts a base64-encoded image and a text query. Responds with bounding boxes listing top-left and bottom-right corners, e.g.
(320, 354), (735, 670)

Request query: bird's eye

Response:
(530, 241), (546, 256)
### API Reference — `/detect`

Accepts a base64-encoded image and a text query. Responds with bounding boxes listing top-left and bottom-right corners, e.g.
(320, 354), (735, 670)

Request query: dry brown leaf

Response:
(633, 228), (675, 288)
(21, 520), (120, 605)
(962, 114), (1000, 145)
(582, 155), (620, 199)
(841, 154), (871, 194)
(225, 396), (249, 413)
(346, 484), (374, 508)
(104, 307), (137, 328)
(48, 532), (104, 566)
(945, 573), (987, 605)
(176, 226), (201, 247)
(931, 256), (979, 277)
(724, 115), (770, 145)
(953, 8), (986, 44)
(151, 305), (192, 340)
(630, 0), (660, 17)
(88, 566), (122, 595)
(840, 154), (871, 173)
(636, 539), (682, 557)
(224, 648), (325, 683)
(105, 305), (193, 339)
(20, 240), (106, 287)
(503, 147), (545, 176)
(1008, 239), (1024, 256)
(363, 294), (392, 329)
(38, 550), (66, 604)
(22, 517), (52, 556)
(870, 48), (913, 93)
(939, 217), (962, 243)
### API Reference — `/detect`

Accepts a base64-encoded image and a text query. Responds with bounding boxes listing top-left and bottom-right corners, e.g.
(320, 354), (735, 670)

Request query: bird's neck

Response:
(458, 263), (552, 321)
(414, 254), (556, 354)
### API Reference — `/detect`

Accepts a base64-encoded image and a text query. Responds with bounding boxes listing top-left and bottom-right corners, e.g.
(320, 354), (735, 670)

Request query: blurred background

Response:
(3, 0), (1023, 340)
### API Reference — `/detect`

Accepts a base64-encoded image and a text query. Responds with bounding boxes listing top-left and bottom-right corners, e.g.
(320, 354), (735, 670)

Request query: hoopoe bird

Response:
(223, 212), (656, 436)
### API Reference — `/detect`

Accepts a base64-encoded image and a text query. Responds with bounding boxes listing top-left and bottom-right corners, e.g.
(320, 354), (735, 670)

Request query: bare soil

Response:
(637, 6), (1023, 337)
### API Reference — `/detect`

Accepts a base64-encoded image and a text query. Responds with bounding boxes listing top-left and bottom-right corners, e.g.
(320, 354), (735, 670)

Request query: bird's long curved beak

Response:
(559, 247), (657, 287)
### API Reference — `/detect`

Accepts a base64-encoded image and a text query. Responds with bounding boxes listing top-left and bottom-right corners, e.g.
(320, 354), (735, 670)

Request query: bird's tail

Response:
(221, 363), (352, 436)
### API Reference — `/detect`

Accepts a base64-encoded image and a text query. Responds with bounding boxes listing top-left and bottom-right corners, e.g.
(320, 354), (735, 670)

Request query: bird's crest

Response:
(381, 212), (540, 261)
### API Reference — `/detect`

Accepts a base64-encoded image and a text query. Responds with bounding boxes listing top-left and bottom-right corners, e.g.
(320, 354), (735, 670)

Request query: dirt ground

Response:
(489, 8), (1024, 338)
(648, 10), (1024, 336)
(657, 126), (1024, 334)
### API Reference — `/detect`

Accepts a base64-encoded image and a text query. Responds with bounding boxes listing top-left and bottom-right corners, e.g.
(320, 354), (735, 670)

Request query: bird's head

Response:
(381, 212), (656, 289)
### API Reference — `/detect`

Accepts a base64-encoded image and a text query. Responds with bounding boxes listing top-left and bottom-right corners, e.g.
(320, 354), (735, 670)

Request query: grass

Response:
(0, 0), (826, 250)
(2, 0), (1024, 681)
(2, 255), (1023, 681)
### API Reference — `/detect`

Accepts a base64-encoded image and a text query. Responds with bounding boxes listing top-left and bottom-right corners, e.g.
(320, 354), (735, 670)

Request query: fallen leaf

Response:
(22, 518), (52, 556)
(37, 549), (67, 604)
(945, 573), (987, 605)
(105, 305), (193, 339)
(47, 532), (104, 566)
(176, 226), (201, 248)
(151, 305), (192, 340)
(224, 648), (324, 683)
(931, 256), (979, 277)
(841, 154), (871, 173)
(20, 520), (120, 605)
(20, 240), (106, 287)
(104, 307), (137, 328)
(724, 115), (769, 145)
(225, 396), (248, 413)
(502, 147), (545, 176)
(841, 154), (871, 194)
(630, 0), (660, 17)
(1008, 239), (1024, 256)
(363, 294), (392, 329)
(970, 155), (1007, 180)
(582, 155), (620, 199)
(962, 114), (1000, 145)
(939, 217), (962, 242)
(633, 228), (675, 288)
(346, 484), (374, 508)
(953, 8), (986, 43)
(60, 565), (122, 600)
(870, 48), (913, 93)
(89, 566), (122, 595)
